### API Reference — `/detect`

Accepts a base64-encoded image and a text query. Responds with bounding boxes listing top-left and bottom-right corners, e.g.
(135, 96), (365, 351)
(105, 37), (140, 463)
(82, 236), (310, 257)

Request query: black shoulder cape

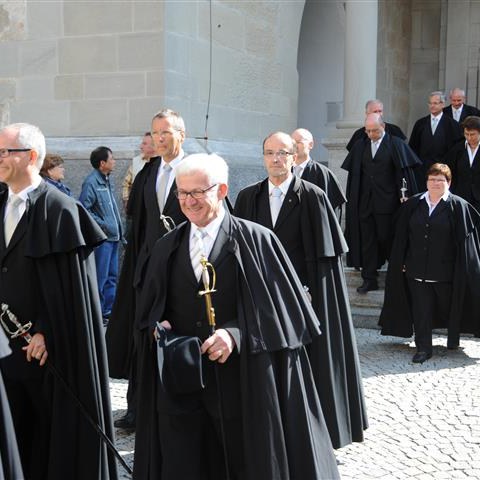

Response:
(301, 159), (347, 211)
(379, 193), (480, 338)
(342, 133), (422, 268)
(234, 177), (368, 448)
(133, 213), (339, 480)
(7, 183), (118, 479)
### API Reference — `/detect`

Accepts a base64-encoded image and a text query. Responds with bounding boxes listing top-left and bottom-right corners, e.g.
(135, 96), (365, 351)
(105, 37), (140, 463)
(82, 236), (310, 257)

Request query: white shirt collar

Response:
(268, 174), (293, 196)
(420, 189), (450, 203)
(189, 204), (226, 256)
(161, 149), (185, 170)
(8, 175), (42, 202)
(431, 112), (443, 121)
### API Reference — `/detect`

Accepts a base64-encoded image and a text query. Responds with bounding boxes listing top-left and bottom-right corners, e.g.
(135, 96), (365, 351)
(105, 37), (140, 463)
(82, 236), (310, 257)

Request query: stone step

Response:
(344, 267), (386, 329)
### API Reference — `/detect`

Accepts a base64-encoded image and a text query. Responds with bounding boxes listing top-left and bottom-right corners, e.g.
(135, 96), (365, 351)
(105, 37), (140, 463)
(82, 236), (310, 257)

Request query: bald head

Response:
(291, 128), (314, 164)
(263, 131), (296, 185)
(449, 88), (466, 109)
(364, 114), (385, 142)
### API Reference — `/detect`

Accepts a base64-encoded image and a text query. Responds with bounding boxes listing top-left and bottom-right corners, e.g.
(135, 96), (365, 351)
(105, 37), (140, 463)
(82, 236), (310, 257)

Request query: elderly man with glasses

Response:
(0, 123), (117, 479)
(133, 152), (339, 480)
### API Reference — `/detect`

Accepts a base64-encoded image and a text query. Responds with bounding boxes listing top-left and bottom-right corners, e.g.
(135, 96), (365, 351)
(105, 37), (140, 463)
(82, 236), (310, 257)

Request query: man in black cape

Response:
(379, 164), (480, 358)
(409, 91), (463, 188)
(234, 131), (367, 449)
(105, 108), (188, 430)
(346, 99), (406, 151)
(291, 128), (346, 213)
(444, 115), (480, 211)
(0, 123), (117, 479)
(342, 113), (421, 293)
(133, 153), (339, 480)
(0, 329), (23, 480)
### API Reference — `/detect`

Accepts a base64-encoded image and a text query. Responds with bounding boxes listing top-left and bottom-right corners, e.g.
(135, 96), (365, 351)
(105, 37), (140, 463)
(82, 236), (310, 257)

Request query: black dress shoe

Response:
(356, 280), (378, 294)
(114, 412), (136, 430)
(412, 351), (432, 364)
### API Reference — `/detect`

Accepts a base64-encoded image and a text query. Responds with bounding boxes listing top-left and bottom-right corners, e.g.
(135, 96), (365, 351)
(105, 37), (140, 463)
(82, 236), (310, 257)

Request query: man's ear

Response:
(218, 183), (228, 199)
(29, 149), (38, 166)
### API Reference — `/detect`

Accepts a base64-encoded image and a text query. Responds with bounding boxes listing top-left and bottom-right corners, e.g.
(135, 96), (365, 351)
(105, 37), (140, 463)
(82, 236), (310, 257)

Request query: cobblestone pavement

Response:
(111, 328), (480, 479)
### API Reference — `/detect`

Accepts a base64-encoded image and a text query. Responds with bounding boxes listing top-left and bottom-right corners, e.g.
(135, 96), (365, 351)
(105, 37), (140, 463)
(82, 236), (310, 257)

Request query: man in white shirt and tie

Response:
(106, 108), (188, 432)
(443, 87), (480, 123)
(342, 114), (422, 293)
(409, 91), (463, 188)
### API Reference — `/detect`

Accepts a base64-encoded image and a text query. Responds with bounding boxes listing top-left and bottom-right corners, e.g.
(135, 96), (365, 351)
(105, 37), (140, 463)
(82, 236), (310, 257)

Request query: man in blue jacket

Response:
(80, 146), (123, 325)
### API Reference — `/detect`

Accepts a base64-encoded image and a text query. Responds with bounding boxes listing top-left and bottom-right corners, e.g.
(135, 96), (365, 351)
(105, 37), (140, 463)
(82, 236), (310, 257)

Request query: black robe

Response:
(133, 212), (339, 480)
(346, 122), (406, 151)
(342, 133), (422, 268)
(0, 182), (118, 479)
(106, 157), (187, 378)
(0, 331), (23, 480)
(234, 177), (367, 448)
(379, 193), (480, 338)
(299, 158), (347, 211)
(445, 141), (480, 211)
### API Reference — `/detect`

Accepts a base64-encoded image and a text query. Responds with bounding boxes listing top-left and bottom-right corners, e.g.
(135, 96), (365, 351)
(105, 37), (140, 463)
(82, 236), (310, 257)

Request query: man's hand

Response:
(23, 333), (48, 366)
(201, 329), (234, 364)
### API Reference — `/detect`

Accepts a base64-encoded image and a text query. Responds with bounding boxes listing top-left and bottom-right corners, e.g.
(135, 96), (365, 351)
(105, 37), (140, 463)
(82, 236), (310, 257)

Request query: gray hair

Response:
(175, 153), (229, 185)
(3, 123), (46, 169)
(429, 91), (446, 103)
(450, 87), (466, 98)
(365, 99), (383, 111)
(151, 108), (185, 133)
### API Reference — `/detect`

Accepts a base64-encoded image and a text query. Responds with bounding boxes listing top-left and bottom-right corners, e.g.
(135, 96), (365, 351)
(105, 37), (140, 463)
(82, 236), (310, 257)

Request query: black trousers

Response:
(157, 406), (244, 480)
(359, 212), (393, 280)
(407, 279), (453, 353)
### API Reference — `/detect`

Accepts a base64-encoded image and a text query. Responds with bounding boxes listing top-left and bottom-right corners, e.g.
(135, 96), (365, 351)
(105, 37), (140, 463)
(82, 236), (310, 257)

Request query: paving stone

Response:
(108, 328), (480, 479)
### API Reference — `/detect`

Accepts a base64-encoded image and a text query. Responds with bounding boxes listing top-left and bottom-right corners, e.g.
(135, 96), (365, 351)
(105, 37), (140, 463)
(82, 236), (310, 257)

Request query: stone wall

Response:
(0, 0), (305, 145)
(408, 0), (442, 132)
(377, 0), (412, 133)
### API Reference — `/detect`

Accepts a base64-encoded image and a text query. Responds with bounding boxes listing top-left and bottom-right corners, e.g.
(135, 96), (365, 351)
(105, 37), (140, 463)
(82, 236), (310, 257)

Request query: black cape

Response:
(346, 122), (406, 151)
(342, 133), (422, 268)
(300, 158), (347, 211)
(106, 157), (188, 378)
(234, 177), (368, 448)
(133, 212), (339, 480)
(0, 183), (118, 479)
(0, 331), (23, 480)
(379, 193), (480, 338)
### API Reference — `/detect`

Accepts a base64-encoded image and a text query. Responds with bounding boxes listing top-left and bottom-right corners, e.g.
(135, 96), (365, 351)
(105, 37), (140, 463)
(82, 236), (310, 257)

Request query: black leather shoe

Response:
(114, 412), (136, 430)
(356, 280), (378, 294)
(412, 351), (432, 363)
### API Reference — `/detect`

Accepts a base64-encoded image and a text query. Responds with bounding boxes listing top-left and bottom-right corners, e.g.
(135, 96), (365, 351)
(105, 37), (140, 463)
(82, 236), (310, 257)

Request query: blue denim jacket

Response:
(79, 169), (123, 241)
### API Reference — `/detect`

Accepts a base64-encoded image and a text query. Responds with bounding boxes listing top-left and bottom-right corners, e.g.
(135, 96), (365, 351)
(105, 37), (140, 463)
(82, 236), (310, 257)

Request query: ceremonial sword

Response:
(0, 303), (133, 477)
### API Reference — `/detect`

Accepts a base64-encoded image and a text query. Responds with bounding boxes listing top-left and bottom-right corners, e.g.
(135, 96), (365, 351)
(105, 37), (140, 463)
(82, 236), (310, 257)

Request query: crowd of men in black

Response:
(0, 85), (479, 479)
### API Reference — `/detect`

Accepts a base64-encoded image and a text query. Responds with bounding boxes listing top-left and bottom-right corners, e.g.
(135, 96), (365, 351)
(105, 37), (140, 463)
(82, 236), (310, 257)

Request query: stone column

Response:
(323, 0), (378, 193)
(338, 0), (378, 128)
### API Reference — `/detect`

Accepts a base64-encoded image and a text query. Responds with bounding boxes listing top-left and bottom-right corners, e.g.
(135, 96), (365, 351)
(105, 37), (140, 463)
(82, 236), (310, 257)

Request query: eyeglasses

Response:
(174, 184), (218, 200)
(0, 148), (31, 158)
(263, 150), (293, 159)
(427, 178), (447, 183)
